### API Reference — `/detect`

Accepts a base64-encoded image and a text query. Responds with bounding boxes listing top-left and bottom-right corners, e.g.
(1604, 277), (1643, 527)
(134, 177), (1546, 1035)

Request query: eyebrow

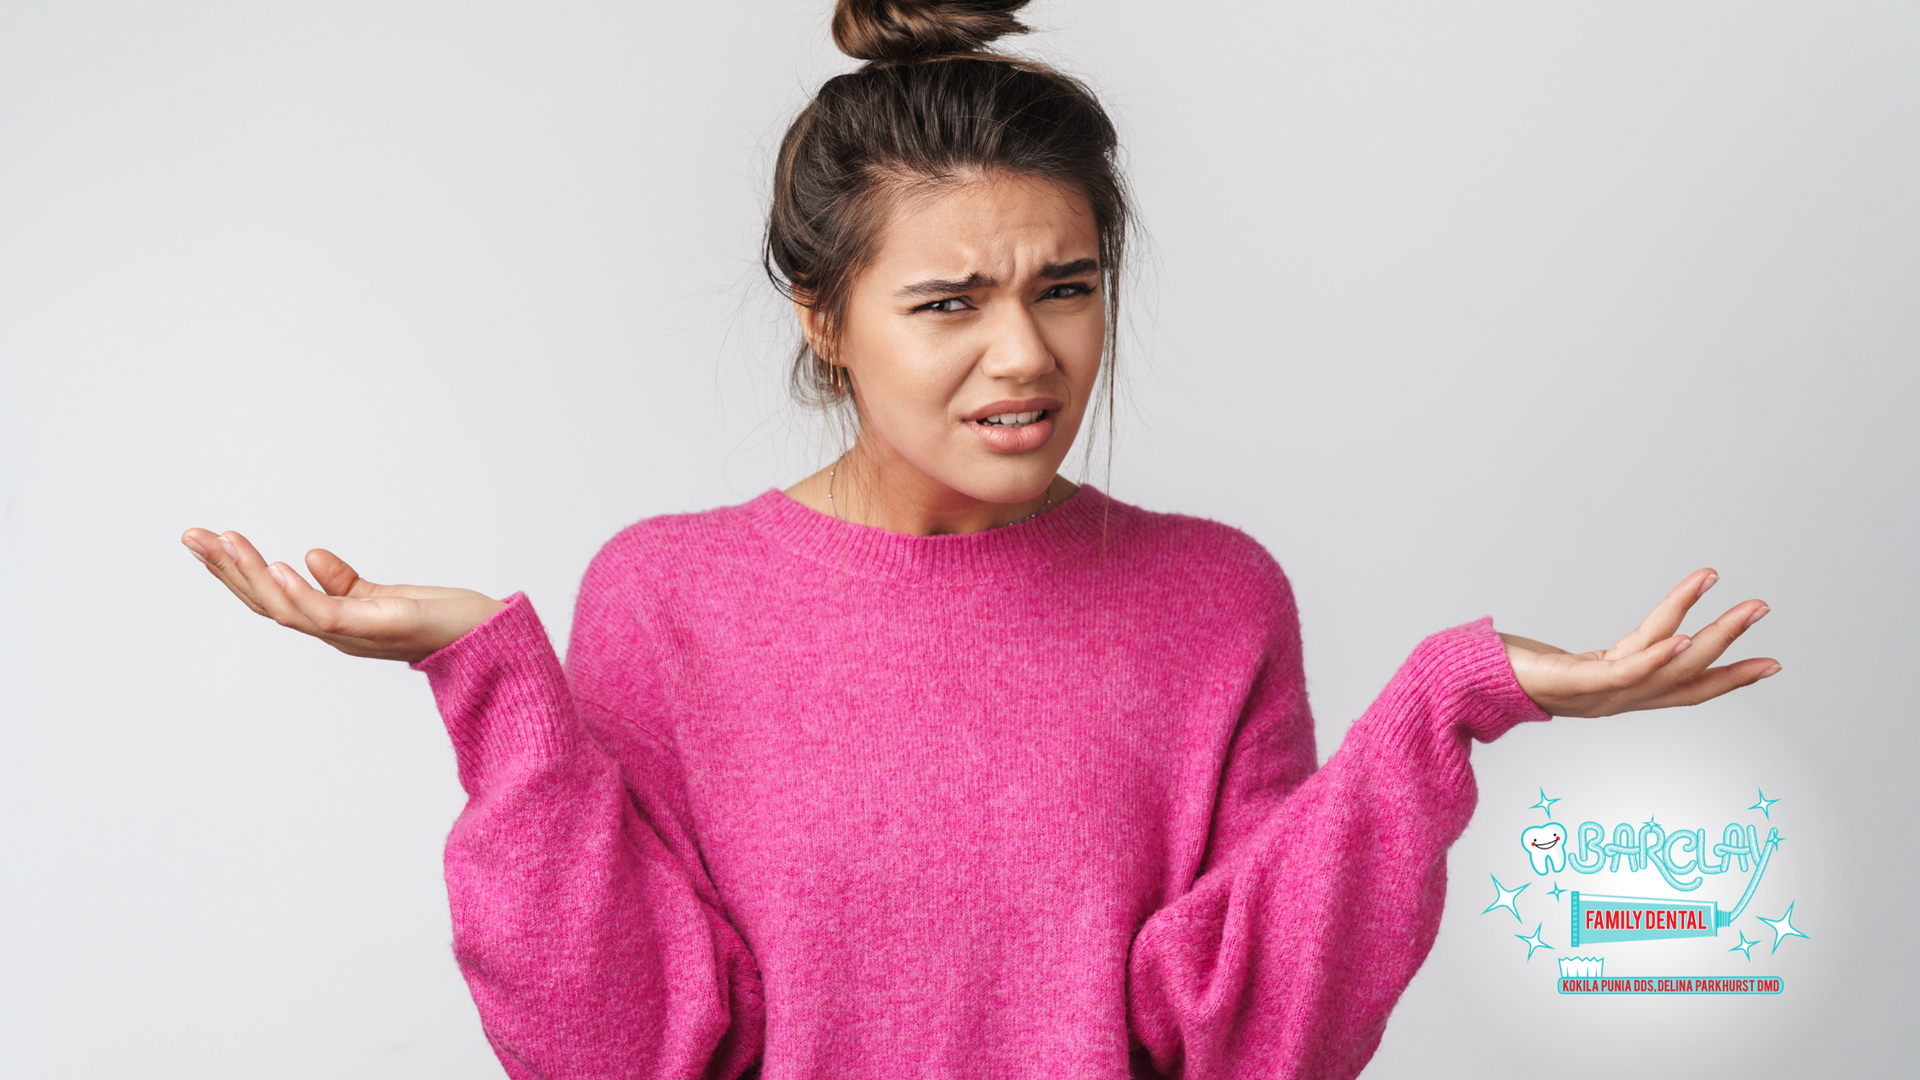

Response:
(894, 258), (1100, 300)
(898, 272), (991, 300)
(1039, 257), (1100, 281)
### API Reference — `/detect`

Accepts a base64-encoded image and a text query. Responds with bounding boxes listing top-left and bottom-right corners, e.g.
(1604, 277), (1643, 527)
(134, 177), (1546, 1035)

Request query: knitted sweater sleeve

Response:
(412, 583), (764, 1080)
(1126, 567), (1549, 1079)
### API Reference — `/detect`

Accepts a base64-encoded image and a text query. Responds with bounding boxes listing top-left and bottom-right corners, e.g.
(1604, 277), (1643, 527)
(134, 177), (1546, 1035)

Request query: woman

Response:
(179, 2), (1779, 1077)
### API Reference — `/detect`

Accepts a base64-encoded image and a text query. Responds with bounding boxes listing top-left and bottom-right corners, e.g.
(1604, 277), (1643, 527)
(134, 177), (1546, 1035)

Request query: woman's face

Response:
(816, 172), (1105, 512)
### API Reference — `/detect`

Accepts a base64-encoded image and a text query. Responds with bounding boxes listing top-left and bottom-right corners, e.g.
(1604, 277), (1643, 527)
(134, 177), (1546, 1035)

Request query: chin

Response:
(951, 464), (1059, 504)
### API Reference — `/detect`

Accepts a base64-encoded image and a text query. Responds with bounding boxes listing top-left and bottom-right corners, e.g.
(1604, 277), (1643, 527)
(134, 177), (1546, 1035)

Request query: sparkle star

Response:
(1483, 875), (1528, 922)
(1547, 881), (1566, 904)
(1643, 813), (1659, 829)
(1758, 902), (1810, 954)
(1728, 930), (1759, 961)
(1515, 923), (1554, 961)
(1750, 789), (1781, 820)
(1530, 787), (1561, 820)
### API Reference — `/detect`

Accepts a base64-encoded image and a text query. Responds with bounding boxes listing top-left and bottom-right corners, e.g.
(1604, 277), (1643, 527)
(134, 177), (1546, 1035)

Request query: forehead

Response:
(866, 172), (1099, 277)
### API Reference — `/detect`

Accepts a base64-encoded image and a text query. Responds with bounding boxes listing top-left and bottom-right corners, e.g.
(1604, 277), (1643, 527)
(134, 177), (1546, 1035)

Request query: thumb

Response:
(306, 548), (376, 597)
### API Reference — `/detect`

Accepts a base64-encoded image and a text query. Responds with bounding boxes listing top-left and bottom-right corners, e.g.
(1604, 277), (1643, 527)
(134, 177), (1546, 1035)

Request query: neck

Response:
(787, 433), (1076, 536)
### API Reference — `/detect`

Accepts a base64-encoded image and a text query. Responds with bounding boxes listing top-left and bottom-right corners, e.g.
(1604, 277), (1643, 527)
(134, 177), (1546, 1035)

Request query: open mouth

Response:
(965, 401), (1059, 454)
(972, 409), (1050, 429)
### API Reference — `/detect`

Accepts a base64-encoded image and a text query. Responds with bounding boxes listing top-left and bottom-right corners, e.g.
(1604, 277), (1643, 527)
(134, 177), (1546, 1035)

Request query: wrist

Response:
(414, 593), (515, 664)
(1428, 619), (1554, 742)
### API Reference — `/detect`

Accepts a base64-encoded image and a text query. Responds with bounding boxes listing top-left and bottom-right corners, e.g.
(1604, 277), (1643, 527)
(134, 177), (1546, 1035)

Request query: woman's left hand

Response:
(1499, 568), (1780, 718)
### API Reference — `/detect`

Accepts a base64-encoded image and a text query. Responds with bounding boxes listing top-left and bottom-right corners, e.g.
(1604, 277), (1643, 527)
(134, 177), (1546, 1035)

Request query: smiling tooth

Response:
(1521, 823), (1568, 875)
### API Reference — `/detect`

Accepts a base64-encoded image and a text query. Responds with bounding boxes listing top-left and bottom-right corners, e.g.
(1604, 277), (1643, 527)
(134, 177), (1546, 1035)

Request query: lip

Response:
(965, 397), (1060, 455)
(963, 397), (1063, 422)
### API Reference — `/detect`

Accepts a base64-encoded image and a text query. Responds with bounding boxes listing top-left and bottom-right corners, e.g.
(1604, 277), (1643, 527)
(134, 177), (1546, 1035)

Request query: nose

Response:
(977, 302), (1055, 381)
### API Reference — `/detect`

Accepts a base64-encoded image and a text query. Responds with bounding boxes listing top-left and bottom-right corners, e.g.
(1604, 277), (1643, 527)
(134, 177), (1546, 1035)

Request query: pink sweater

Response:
(414, 484), (1549, 1079)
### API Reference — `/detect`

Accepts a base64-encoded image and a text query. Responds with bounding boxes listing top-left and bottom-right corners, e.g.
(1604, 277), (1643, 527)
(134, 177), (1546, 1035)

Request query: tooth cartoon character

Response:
(1522, 823), (1568, 875)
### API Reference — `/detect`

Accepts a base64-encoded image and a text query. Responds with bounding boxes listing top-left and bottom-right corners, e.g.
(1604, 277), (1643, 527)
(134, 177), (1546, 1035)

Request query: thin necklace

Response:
(827, 451), (1054, 529)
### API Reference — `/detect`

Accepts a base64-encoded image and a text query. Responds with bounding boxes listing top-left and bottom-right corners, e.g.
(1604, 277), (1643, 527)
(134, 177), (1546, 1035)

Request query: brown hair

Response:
(764, 0), (1132, 473)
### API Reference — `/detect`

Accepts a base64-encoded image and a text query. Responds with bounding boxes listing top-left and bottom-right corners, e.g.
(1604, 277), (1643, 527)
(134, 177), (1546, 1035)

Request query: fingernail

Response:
(1699, 572), (1718, 596)
(1745, 604), (1770, 628)
(1758, 663), (1782, 679)
(268, 564), (287, 588)
(1672, 637), (1693, 657)
(182, 538), (209, 564)
(219, 536), (238, 560)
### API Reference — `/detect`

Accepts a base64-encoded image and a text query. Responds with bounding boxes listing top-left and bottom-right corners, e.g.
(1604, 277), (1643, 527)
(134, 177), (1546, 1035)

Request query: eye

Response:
(914, 297), (972, 313)
(1042, 282), (1095, 300)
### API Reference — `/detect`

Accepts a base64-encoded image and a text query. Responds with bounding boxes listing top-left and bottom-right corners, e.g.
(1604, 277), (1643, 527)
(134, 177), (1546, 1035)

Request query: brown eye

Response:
(1043, 283), (1094, 300)
(917, 297), (970, 313)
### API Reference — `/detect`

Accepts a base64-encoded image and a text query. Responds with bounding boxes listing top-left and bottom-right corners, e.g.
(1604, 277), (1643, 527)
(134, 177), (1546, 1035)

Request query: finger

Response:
(1629, 657), (1781, 710)
(1611, 568), (1718, 657)
(306, 548), (377, 598)
(182, 527), (274, 617)
(1645, 598), (1769, 688)
(218, 531), (320, 630)
(269, 560), (357, 636)
(180, 529), (213, 566)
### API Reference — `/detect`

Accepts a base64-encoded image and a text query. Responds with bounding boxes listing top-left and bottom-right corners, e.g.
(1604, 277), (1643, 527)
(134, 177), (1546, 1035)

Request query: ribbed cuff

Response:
(1421, 616), (1553, 743)
(410, 592), (579, 794)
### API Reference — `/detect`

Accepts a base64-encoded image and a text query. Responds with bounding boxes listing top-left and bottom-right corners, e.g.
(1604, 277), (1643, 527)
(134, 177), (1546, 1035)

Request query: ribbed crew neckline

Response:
(743, 483), (1118, 583)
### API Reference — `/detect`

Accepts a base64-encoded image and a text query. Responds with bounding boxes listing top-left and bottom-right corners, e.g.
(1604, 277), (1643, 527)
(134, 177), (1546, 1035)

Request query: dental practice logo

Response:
(1482, 786), (1809, 996)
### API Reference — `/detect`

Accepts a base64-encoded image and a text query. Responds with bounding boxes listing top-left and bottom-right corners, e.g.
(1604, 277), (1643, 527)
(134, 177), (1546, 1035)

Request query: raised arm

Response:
(179, 528), (766, 1078)
(1126, 569), (1775, 1080)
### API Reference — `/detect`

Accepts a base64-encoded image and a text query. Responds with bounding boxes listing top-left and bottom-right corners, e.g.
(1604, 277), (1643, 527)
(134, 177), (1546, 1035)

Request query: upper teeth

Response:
(980, 411), (1043, 426)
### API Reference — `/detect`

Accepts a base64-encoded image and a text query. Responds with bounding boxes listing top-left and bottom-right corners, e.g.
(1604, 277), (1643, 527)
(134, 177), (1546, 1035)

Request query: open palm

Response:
(181, 528), (505, 663)
(1501, 568), (1779, 718)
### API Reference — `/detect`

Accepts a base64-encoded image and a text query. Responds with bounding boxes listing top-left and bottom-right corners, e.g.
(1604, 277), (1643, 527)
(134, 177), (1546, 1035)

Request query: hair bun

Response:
(831, 0), (1031, 62)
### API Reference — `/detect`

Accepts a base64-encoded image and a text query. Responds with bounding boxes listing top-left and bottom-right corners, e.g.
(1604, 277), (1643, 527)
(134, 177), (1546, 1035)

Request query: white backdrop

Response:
(2, 2), (1913, 1077)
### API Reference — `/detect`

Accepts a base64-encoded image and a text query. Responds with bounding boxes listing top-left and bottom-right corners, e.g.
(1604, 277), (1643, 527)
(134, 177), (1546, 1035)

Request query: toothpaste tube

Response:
(1572, 892), (1724, 944)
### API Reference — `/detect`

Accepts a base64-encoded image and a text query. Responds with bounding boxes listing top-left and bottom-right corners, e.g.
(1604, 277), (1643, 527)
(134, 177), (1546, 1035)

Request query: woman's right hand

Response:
(181, 528), (508, 663)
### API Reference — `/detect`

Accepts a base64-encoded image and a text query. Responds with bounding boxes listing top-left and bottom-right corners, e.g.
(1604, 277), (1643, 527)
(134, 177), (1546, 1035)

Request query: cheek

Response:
(1050, 312), (1106, 398)
(848, 320), (970, 432)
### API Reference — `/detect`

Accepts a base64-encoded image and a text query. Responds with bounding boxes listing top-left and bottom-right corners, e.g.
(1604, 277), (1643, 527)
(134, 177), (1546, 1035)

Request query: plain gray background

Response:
(2, 1), (1913, 1076)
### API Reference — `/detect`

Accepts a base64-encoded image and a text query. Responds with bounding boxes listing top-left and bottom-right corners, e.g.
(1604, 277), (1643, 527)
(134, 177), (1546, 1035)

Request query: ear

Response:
(792, 294), (829, 360)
